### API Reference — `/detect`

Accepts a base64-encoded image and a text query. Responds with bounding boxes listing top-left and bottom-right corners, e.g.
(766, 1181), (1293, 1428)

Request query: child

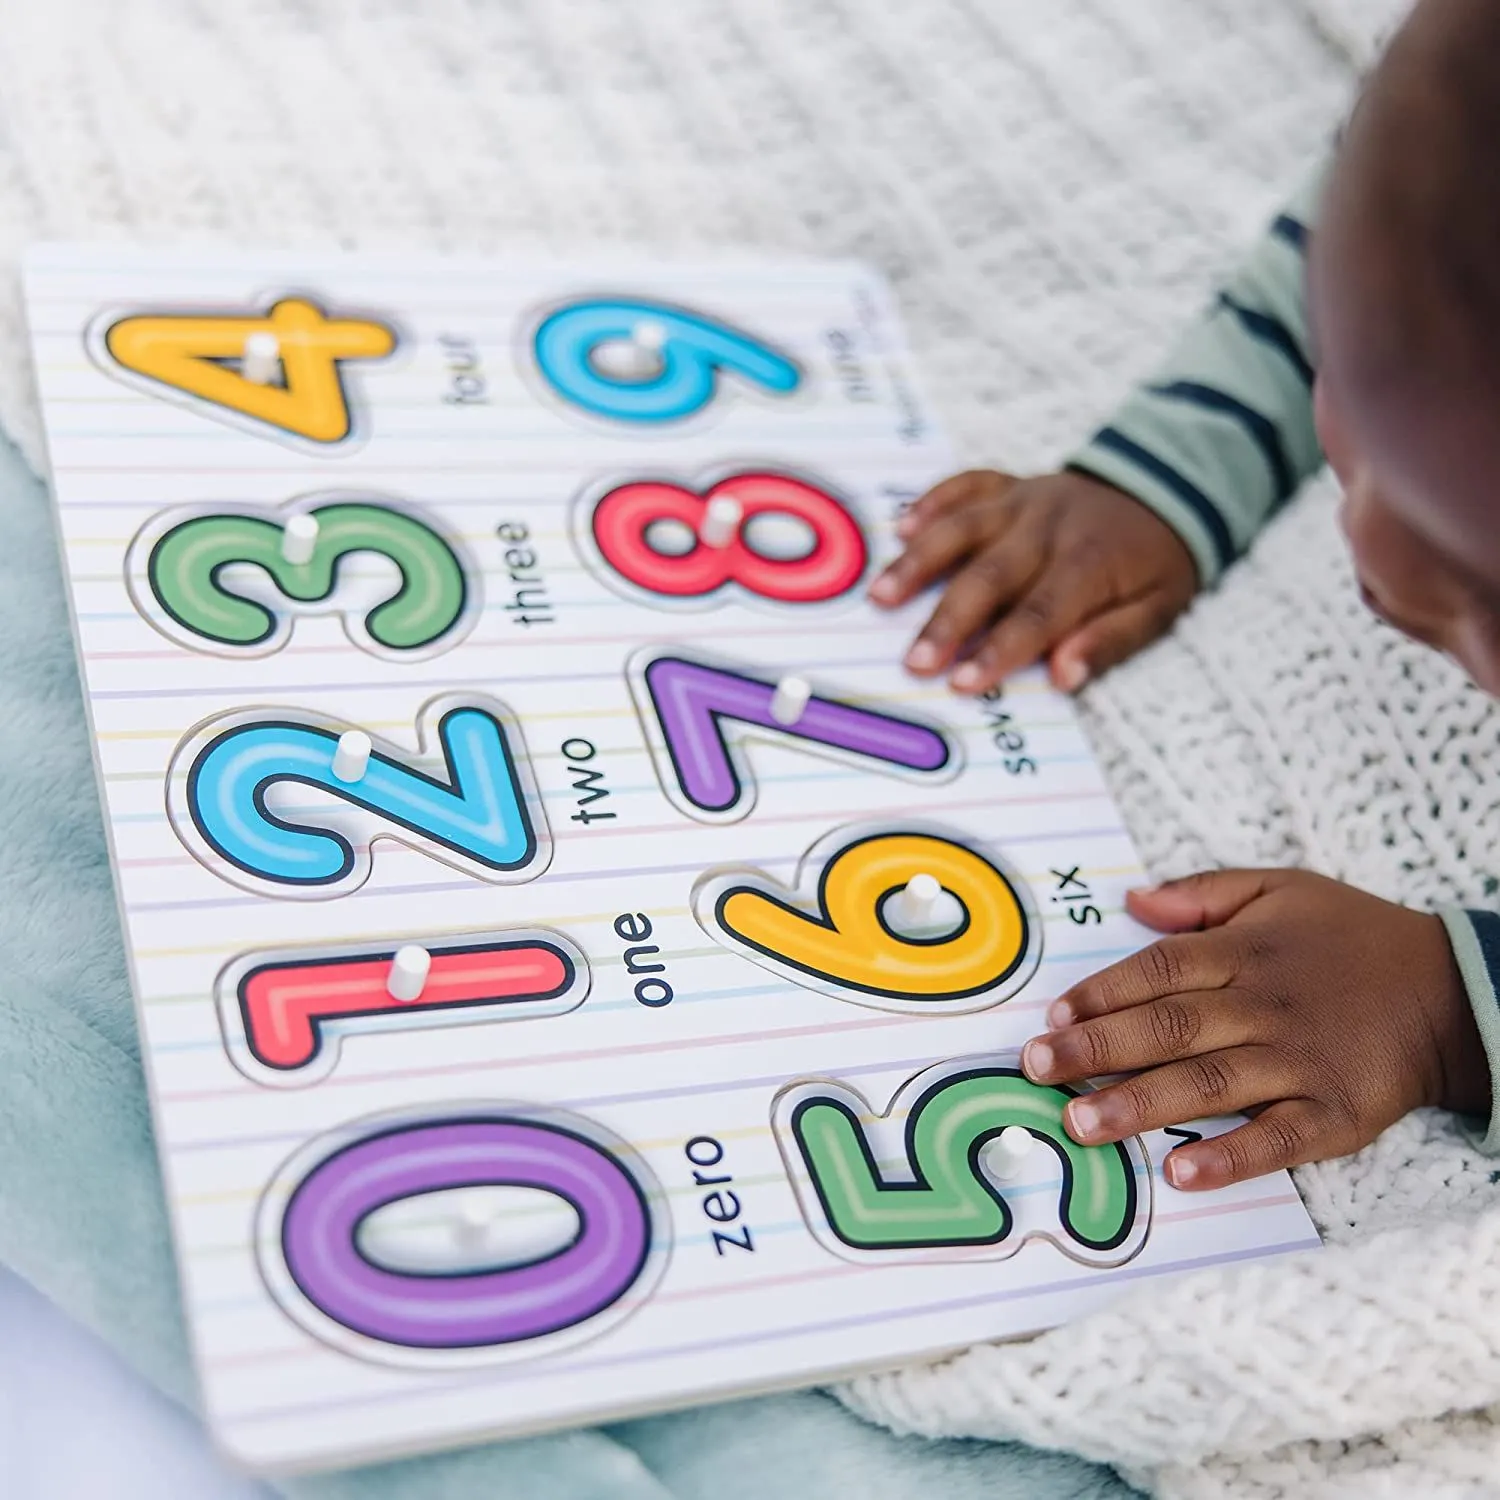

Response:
(871, 0), (1500, 1192)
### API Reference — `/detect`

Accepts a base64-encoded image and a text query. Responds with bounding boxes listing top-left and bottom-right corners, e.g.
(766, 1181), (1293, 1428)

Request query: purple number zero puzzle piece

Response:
(280, 1118), (652, 1348)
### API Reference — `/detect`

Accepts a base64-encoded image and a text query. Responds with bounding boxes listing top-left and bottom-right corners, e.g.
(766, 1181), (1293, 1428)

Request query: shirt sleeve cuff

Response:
(1439, 907), (1500, 1154)
(1065, 433), (1229, 589)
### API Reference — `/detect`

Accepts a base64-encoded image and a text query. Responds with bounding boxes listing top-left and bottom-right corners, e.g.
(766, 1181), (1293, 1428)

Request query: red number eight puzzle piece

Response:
(590, 471), (867, 605)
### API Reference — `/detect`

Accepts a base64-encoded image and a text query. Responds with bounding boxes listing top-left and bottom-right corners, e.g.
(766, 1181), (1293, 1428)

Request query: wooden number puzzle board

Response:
(23, 246), (1319, 1475)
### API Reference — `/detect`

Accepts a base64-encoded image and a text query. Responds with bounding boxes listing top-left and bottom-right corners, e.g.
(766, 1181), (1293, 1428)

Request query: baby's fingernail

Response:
(869, 573), (900, 604)
(906, 640), (942, 672)
(1166, 1153), (1198, 1188)
(1022, 1039), (1054, 1080)
(1127, 884), (1160, 899)
(1067, 1099), (1101, 1139)
(950, 662), (984, 693)
(895, 514), (917, 537)
(1046, 999), (1072, 1029)
(1057, 657), (1089, 692)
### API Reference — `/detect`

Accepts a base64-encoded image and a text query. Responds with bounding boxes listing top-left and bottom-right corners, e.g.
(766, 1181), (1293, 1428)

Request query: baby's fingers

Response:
(899, 526), (1044, 675)
(1053, 1045), (1282, 1146)
(893, 470), (1017, 540)
(1162, 1099), (1339, 1191)
(1047, 588), (1186, 694)
(948, 567), (1103, 694)
(1126, 868), (1296, 933)
(871, 509), (996, 611)
(1049, 932), (1239, 1028)
(1023, 990), (1254, 1084)
(871, 489), (1022, 611)
(946, 539), (1126, 694)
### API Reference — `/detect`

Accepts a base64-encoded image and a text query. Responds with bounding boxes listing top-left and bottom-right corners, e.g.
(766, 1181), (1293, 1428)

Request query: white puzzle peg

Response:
(896, 872), (942, 925)
(454, 1194), (494, 1249)
(280, 512), (319, 566)
(884, 872), (967, 940)
(241, 329), (281, 385)
(387, 944), (432, 1003)
(590, 320), (669, 382)
(699, 494), (743, 549)
(989, 1125), (1035, 1182)
(770, 674), (812, 726)
(633, 319), (667, 351)
(591, 340), (658, 382)
(331, 729), (371, 783)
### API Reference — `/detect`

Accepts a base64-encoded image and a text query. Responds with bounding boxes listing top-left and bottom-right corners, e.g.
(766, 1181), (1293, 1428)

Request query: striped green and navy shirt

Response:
(1064, 164), (1500, 1152)
(1067, 163), (1325, 585)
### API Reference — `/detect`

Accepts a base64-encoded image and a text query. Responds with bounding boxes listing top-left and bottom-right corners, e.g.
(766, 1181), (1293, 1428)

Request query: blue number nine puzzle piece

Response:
(532, 298), (801, 423)
(186, 706), (542, 888)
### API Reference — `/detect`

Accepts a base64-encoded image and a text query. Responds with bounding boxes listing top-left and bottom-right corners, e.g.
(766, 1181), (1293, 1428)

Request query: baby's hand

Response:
(869, 470), (1197, 694)
(1022, 870), (1491, 1189)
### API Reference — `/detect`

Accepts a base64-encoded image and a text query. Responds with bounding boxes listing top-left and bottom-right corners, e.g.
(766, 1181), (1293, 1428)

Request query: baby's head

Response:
(1311, 0), (1500, 691)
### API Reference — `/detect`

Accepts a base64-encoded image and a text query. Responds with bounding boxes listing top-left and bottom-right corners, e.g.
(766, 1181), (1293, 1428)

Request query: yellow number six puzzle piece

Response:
(694, 823), (1041, 1014)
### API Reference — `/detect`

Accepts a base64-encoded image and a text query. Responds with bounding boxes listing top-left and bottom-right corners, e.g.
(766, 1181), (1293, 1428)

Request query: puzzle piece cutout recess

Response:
(773, 1058), (1151, 1269)
(629, 647), (957, 823)
(99, 297), (395, 443)
(168, 696), (550, 899)
(256, 1106), (667, 1366)
(218, 931), (589, 1086)
(695, 822), (1041, 1012)
(128, 495), (476, 659)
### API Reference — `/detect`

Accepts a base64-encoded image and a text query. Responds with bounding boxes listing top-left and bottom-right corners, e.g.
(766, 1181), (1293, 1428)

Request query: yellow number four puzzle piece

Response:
(104, 299), (395, 443)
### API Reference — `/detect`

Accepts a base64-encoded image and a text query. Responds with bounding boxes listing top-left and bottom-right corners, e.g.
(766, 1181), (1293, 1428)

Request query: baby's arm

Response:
(874, 162), (1329, 692)
(1068, 162), (1327, 585)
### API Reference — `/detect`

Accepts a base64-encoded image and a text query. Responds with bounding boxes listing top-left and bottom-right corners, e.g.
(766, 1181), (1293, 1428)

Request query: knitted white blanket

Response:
(5, 2), (1495, 1495)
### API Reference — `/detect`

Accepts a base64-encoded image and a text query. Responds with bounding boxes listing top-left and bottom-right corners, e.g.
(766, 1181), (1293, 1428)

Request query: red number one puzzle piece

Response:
(234, 937), (580, 1072)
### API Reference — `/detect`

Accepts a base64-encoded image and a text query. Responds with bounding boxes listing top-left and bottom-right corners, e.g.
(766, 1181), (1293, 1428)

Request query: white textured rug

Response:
(4, 2), (1497, 1496)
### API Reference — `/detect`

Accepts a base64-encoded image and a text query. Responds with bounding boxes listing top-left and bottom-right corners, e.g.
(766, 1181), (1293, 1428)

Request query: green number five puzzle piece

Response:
(779, 1063), (1148, 1265)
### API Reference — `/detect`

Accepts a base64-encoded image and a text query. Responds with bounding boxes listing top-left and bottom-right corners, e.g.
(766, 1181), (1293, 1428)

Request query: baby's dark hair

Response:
(1323, 0), (1500, 393)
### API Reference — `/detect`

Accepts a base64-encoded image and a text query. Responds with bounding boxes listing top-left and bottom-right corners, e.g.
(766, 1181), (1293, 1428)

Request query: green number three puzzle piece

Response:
(141, 501), (470, 655)
(789, 1066), (1140, 1256)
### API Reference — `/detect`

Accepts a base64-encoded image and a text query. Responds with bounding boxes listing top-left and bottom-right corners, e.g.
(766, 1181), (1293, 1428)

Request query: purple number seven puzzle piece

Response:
(642, 654), (952, 816)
